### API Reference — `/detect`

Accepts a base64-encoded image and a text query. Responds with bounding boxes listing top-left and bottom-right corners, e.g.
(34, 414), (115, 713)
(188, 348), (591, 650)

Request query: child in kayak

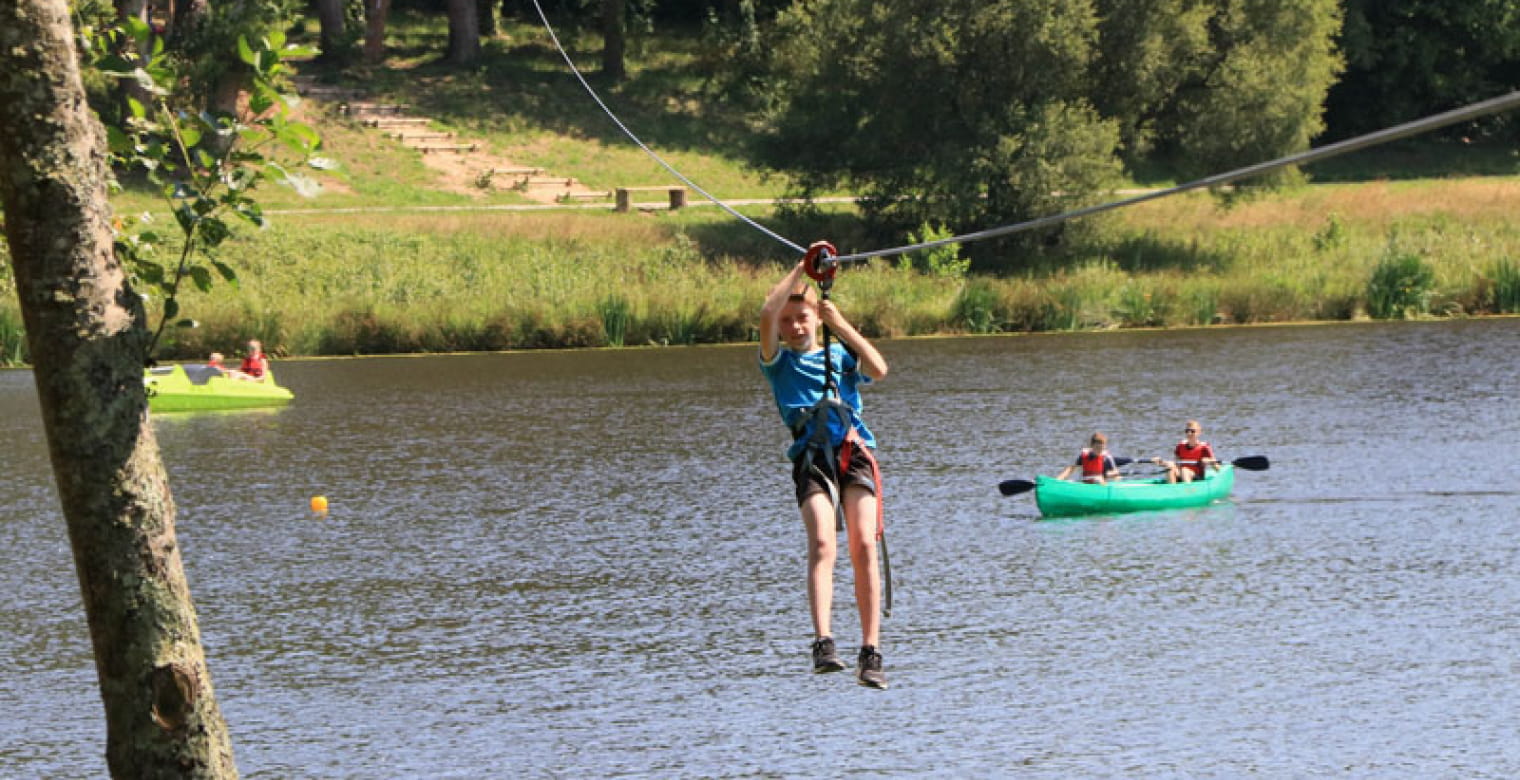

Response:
(759, 258), (890, 689)
(1154, 420), (1219, 483)
(1056, 432), (1122, 484)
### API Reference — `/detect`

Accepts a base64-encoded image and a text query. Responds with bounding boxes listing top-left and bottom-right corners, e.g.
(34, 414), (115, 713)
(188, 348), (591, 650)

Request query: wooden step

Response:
(298, 85), (367, 101)
(557, 191), (611, 202)
(488, 166), (545, 177)
(343, 102), (410, 116)
(362, 117), (431, 128)
(385, 131), (454, 142)
(415, 143), (479, 154)
(522, 176), (580, 188)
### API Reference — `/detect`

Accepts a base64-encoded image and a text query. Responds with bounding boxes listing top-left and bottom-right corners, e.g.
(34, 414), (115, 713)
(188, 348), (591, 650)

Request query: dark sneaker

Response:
(856, 645), (887, 689)
(811, 637), (846, 673)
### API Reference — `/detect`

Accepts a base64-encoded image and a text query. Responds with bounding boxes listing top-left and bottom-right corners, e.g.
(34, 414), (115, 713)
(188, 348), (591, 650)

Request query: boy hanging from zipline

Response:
(758, 243), (890, 689)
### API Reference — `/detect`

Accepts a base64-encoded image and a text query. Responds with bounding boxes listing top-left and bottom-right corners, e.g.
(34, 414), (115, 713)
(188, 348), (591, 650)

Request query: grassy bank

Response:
(4, 18), (1519, 365)
(7, 176), (1517, 365)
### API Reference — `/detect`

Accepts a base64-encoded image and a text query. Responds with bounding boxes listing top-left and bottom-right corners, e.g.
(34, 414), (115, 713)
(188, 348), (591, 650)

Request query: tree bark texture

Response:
(315, 0), (347, 61)
(446, 0), (481, 64)
(476, 0), (496, 39)
(602, 0), (625, 82)
(0, 0), (238, 777)
(363, 0), (391, 63)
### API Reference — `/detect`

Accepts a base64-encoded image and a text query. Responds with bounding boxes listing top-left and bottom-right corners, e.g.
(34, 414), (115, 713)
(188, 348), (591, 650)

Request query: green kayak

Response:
(1034, 465), (1235, 518)
(144, 364), (294, 413)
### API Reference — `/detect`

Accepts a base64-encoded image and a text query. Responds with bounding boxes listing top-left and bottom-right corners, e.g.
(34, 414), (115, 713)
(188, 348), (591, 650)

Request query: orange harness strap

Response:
(838, 427), (884, 540)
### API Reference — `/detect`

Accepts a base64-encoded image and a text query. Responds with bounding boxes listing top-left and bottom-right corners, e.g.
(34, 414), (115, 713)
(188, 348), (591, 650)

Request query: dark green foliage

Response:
(597, 295), (632, 346)
(1366, 251), (1436, 319)
(951, 279), (1000, 333)
(1488, 259), (1520, 313)
(1326, 0), (1520, 142)
(744, 0), (1125, 266)
(1098, 0), (1343, 186)
(737, 0), (1341, 270)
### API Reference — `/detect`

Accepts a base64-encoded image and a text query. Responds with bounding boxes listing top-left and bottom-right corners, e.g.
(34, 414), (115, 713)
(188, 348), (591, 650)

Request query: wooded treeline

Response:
(80, 0), (1518, 267)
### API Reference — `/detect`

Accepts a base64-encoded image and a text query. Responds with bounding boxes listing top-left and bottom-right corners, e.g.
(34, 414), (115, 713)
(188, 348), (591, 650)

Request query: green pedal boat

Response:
(144, 364), (294, 413)
(1034, 465), (1235, 518)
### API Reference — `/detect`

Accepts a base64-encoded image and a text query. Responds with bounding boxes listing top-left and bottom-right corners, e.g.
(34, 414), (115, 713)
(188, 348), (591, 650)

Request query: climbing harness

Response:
(788, 240), (893, 618)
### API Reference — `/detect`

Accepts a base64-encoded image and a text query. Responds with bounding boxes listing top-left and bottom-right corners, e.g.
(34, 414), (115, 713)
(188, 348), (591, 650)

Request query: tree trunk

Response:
(476, 0), (496, 39)
(169, 0), (208, 49)
(363, 0), (390, 63)
(0, 0), (238, 777)
(446, 0), (481, 65)
(315, 0), (346, 61)
(602, 0), (625, 82)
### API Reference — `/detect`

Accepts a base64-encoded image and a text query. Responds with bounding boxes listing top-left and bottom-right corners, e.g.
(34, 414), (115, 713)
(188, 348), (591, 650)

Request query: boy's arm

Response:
(819, 300), (888, 380)
(759, 260), (810, 363)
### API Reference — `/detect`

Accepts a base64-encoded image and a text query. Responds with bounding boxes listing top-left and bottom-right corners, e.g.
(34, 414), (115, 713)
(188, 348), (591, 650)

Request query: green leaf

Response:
(106, 125), (133, 154)
(188, 265), (214, 293)
(248, 90), (275, 117)
(173, 204), (197, 233)
(277, 121), (322, 154)
(122, 16), (150, 41)
(163, 298), (179, 320)
(127, 96), (147, 119)
(179, 125), (202, 149)
(175, 319), (200, 329)
(237, 37), (257, 66)
(96, 54), (136, 75)
(198, 218), (231, 248)
(136, 261), (167, 285)
(211, 260), (239, 284)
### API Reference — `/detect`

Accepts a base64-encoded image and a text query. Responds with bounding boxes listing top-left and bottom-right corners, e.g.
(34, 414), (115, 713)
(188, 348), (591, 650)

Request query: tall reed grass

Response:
(0, 305), (26, 367)
(6, 180), (1520, 362)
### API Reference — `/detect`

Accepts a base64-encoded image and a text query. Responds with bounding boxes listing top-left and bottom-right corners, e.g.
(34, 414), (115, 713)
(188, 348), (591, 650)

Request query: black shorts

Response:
(791, 444), (880, 507)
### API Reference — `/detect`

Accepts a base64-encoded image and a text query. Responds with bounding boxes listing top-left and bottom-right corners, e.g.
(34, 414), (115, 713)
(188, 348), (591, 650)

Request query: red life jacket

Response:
(1175, 440), (1214, 476)
(1079, 449), (1112, 478)
(240, 354), (267, 378)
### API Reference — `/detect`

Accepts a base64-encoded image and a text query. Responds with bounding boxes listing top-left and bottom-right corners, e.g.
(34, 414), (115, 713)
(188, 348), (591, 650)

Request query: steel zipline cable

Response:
(529, 0), (805, 254)
(827, 90), (1520, 266)
(529, 6), (1520, 265)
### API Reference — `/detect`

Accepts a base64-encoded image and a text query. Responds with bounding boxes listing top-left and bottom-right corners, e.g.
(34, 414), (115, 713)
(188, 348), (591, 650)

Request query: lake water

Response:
(3, 318), (1518, 777)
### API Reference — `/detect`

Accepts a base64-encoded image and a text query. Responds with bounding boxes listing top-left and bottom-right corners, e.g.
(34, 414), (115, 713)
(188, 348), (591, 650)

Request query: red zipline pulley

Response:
(802, 240), (838, 283)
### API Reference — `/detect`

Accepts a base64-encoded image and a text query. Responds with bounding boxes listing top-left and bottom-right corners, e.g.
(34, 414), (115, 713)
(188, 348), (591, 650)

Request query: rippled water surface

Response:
(4, 319), (1519, 776)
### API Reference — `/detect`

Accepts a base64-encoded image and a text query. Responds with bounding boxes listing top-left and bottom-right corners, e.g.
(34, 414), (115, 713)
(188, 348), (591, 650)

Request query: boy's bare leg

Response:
(801, 493), (838, 639)
(844, 484), (888, 688)
(843, 485), (881, 647)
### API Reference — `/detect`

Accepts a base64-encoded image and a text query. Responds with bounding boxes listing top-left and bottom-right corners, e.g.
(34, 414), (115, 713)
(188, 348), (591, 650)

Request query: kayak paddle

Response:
(997, 456), (1135, 497)
(1175, 455), (1270, 471)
